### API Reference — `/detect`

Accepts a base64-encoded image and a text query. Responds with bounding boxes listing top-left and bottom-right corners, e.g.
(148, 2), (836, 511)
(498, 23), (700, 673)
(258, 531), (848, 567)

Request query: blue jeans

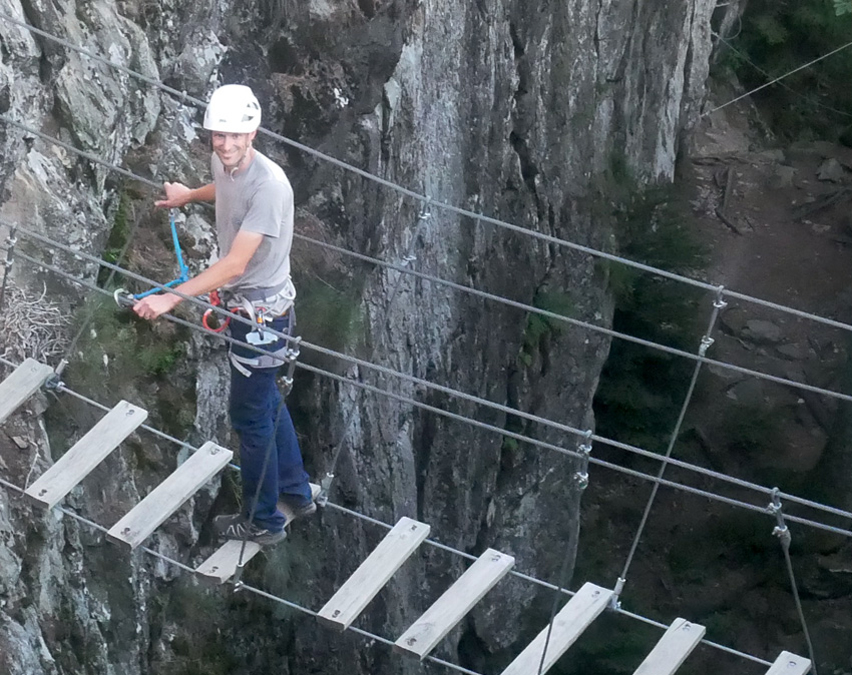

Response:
(228, 311), (311, 532)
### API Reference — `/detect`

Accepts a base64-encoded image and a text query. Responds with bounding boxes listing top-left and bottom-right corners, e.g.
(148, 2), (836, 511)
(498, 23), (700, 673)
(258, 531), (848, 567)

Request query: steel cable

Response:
(0, 377), (775, 669)
(2, 13), (852, 338)
(0, 474), (483, 675)
(11, 227), (852, 532)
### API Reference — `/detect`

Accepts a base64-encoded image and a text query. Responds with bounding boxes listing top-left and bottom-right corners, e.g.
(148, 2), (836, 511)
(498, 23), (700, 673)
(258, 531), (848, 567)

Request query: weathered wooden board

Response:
(276, 482), (321, 525)
(500, 582), (613, 675)
(25, 401), (147, 509)
(318, 516), (430, 630)
(765, 651), (812, 675)
(196, 482), (322, 585)
(107, 441), (232, 549)
(196, 540), (263, 585)
(0, 358), (54, 425)
(395, 548), (514, 659)
(632, 618), (705, 675)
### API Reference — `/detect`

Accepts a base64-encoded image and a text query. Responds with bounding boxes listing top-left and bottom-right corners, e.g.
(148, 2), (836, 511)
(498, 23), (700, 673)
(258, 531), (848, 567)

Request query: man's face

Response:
(211, 131), (256, 171)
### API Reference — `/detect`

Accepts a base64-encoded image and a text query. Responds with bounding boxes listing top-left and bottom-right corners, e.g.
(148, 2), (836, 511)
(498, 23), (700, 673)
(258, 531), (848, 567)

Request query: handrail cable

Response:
(712, 32), (852, 119)
(5, 249), (852, 542)
(703, 36), (852, 116)
(2, 13), (852, 336)
(5, 117), (852, 410)
(0, 353), (775, 668)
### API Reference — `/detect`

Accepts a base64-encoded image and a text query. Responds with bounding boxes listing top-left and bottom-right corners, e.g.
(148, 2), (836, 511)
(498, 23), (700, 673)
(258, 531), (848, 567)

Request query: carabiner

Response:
(202, 290), (231, 333)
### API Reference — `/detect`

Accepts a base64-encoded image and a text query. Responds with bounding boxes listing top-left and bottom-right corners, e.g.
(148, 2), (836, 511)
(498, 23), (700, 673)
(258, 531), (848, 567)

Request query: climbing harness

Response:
(113, 208), (190, 307)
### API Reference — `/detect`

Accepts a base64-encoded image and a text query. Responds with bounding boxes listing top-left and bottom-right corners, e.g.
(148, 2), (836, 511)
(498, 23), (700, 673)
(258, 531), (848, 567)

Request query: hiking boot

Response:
(279, 495), (317, 521)
(213, 514), (286, 546)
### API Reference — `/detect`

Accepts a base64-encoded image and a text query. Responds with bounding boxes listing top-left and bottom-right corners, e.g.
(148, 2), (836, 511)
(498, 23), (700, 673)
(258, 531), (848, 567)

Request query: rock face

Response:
(0, 0), (727, 673)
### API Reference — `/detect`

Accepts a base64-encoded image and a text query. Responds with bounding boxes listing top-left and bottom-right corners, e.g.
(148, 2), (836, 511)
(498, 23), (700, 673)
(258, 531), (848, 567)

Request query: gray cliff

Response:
(0, 0), (735, 673)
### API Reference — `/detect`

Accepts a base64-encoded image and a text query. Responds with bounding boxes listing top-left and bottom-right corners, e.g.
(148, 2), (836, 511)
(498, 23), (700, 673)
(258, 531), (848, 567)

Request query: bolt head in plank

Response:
(632, 618), (705, 675)
(765, 651), (812, 675)
(0, 358), (54, 425)
(196, 540), (263, 585)
(318, 516), (430, 630)
(25, 400), (147, 509)
(106, 441), (233, 549)
(499, 582), (613, 675)
(395, 548), (515, 660)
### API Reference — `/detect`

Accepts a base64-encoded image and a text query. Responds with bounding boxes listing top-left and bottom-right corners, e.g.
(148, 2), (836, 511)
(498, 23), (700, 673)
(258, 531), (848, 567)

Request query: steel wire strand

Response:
(0, 356), (797, 669)
(616, 297), (725, 594)
(0, 451), (778, 671)
(9, 245), (852, 536)
(3, 16), (852, 338)
(0, 415), (776, 671)
(712, 33), (852, 119)
(0, 476), (483, 675)
(2, 109), (852, 407)
(5, 117), (852, 407)
(703, 36), (852, 117)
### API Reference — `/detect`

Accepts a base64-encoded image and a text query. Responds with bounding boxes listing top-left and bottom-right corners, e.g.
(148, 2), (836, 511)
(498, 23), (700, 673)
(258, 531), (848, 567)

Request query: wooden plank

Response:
(318, 516), (430, 630)
(107, 441), (233, 549)
(0, 358), (54, 425)
(25, 401), (147, 509)
(632, 618), (705, 675)
(395, 548), (515, 659)
(277, 482), (321, 525)
(500, 582), (613, 675)
(765, 651), (812, 675)
(196, 540), (263, 585)
(196, 483), (323, 585)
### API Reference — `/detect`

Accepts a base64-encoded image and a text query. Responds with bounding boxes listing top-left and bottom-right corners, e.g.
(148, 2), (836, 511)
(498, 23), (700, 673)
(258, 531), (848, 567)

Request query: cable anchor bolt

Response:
(713, 285), (727, 310)
(609, 576), (625, 611)
(767, 487), (791, 546)
(574, 429), (593, 490)
(418, 196), (432, 221)
(316, 472), (334, 507)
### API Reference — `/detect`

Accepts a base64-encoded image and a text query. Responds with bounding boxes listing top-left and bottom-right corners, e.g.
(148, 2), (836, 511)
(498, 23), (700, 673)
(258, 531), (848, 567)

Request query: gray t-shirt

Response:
(213, 151), (295, 300)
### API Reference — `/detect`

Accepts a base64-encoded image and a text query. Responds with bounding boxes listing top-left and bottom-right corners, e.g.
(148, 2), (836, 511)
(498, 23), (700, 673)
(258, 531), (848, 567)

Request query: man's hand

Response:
(133, 293), (181, 321)
(155, 182), (192, 209)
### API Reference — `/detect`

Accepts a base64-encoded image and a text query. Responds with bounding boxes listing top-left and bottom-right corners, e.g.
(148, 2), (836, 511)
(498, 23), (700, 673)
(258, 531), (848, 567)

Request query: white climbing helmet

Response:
(203, 84), (261, 134)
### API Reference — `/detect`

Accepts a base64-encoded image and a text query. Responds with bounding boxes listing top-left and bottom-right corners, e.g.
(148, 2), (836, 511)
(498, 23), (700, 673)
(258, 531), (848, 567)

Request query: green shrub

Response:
(721, 0), (852, 140)
(593, 189), (708, 452)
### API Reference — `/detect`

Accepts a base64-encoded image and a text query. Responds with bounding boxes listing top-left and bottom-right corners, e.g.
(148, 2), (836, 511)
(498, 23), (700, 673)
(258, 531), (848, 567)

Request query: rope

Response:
(769, 492), (819, 675)
(3, 15), (852, 338)
(704, 36), (852, 116)
(0, 475), (483, 675)
(8, 249), (852, 542)
(615, 292), (726, 600)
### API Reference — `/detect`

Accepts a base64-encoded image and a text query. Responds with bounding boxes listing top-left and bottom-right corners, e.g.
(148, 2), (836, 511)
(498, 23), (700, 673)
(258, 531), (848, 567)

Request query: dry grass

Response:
(0, 280), (71, 365)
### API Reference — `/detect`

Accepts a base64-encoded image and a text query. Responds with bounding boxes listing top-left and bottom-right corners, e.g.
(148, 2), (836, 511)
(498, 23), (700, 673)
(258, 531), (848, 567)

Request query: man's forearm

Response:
(189, 183), (215, 203)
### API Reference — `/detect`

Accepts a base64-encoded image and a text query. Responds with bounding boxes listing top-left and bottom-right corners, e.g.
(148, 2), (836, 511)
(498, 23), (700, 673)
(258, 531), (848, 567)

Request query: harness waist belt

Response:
(227, 278), (290, 303)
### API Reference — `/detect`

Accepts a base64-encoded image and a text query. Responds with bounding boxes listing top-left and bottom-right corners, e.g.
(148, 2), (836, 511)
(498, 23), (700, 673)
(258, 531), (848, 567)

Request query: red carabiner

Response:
(203, 290), (231, 333)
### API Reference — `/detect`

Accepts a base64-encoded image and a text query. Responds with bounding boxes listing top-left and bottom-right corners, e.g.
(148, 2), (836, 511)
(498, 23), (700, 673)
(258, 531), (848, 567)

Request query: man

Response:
(134, 84), (314, 546)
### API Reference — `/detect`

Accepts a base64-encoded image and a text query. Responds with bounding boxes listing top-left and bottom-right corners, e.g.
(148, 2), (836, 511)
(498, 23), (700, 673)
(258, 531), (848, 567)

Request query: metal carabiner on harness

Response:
(202, 290), (232, 333)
